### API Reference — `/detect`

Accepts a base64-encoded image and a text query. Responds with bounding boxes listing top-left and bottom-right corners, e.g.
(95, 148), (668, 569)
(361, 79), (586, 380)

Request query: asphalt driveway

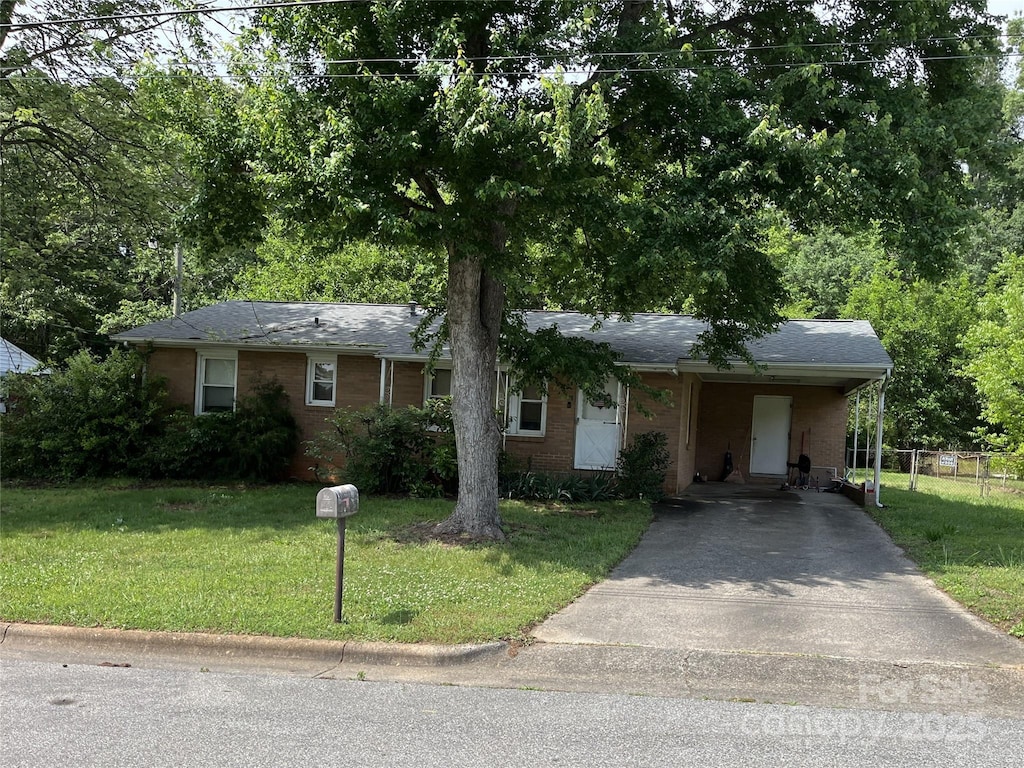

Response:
(532, 484), (1024, 667)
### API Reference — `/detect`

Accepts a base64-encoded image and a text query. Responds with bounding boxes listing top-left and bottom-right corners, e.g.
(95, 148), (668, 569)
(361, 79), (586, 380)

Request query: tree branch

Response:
(574, 1), (649, 95)
(574, 5), (779, 100)
(668, 11), (768, 48)
(395, 193), (435, 215)
(413, 171), (446, 211)
(0, 0), (15, 50)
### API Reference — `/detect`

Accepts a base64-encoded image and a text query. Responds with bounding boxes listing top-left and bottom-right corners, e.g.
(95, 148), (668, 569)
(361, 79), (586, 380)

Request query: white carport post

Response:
(378, 358), (387, 404)
(852, 390), (861, 482)
(872, 372), (891, 508)
(622, 384), (630, 449)
(496, 369), (509, 451)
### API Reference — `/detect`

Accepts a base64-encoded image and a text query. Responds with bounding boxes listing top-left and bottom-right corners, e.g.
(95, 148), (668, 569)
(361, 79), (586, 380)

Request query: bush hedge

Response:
(1, 349), (165, 480)
(1, 351), (298, 483)
(306, 400), (457, 496)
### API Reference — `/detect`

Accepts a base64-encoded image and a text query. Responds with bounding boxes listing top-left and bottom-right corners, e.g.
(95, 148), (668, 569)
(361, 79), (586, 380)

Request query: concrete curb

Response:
(0, 622), (508, 669)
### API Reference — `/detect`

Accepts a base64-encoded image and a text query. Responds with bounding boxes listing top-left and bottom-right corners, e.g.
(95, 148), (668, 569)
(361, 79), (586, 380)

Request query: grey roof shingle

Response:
(113, 301), (893, 369)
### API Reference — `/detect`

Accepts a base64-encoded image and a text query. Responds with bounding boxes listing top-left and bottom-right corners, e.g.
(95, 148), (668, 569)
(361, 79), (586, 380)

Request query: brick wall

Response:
(695, 383), (848, 483)
(503, 384), (577, 473)
(625, 373), (682, 494)
(388, 361), (428, 407)
(238, 351), (387, 479)
(502, 372), (694, 495)
(146, 344), (848, 492)
(147, 347), (196, 408)
(147, 346), (389, 480)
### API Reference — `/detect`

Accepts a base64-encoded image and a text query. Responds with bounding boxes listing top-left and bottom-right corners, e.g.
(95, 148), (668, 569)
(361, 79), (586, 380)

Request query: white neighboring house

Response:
(0, 337), (48, 412)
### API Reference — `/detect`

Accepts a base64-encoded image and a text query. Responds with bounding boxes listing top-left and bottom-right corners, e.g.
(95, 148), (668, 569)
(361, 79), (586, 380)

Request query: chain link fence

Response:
(851, 449), (1024, 501)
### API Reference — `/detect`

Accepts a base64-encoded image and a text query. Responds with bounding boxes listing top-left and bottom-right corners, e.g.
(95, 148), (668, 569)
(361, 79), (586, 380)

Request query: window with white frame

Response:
(306, 356), (337, 406)
(196, 351), (237, 414)
(507, 381), (547, 436)
(425, 367), (452, 401)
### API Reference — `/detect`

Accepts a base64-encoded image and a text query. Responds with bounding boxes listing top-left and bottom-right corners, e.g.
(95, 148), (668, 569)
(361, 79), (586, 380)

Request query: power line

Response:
(1, 1), (375, 32)
(5, 34), (1013, 75)
(5, 2), (1013, 81)
(5, 5), (1010, 65)
(4, 0), (1016, 33)
(26, 49), (1013, 82)
(95, 31), (1014, 68)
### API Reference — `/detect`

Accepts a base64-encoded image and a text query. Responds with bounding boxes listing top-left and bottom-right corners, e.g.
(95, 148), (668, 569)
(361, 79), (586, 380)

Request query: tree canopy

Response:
(189, 0), (1006, 536)
(963, 252), (1024, 452)
(0, 1), (190, 359)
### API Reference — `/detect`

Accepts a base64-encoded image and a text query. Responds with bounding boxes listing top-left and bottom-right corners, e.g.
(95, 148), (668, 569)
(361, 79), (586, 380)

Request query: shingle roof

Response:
(113, 301), (893, 369)
(115, 301), (422, 352)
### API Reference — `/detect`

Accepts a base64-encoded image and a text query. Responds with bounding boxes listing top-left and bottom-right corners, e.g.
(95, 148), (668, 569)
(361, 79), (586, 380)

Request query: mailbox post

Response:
(315, 484), (359, 623)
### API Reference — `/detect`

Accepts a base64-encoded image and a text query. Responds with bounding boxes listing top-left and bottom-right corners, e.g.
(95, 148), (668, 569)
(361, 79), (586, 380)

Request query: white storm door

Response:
(749, 395), (792, 475)
(574, 378), (623, 470)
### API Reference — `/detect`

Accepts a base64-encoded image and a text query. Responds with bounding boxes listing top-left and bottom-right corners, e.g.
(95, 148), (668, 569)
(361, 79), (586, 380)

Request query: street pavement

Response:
(4, 657), (1023, 768)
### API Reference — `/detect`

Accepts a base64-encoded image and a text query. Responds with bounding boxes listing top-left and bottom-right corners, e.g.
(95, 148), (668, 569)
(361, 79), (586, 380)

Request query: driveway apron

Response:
(532, 486), (1024, 667)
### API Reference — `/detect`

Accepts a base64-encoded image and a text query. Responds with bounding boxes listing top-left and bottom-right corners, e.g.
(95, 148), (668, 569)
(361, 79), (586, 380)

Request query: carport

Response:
(680, 329), (892, 503)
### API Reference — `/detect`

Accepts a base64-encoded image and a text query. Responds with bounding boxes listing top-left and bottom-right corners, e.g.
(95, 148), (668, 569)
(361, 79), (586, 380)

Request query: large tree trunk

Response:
(434, 252), (506, 540)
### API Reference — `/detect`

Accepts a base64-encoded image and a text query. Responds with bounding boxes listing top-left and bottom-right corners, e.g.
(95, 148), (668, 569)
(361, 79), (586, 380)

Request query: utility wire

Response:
(4, 3), (1014, 80)
(5, 34), (1014, 76)
(3, 0), (1016, 32)
(17, 49), (1014, 82)
(2, 1), (379, 32)
(67, 31), (1014, 69)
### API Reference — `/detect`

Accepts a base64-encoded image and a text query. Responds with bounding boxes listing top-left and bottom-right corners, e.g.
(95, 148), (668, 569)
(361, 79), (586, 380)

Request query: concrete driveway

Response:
(533, 484), (1024, 667)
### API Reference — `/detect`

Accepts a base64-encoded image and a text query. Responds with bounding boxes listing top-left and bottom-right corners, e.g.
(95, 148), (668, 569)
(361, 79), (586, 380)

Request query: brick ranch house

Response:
(114, 302), (893, 494)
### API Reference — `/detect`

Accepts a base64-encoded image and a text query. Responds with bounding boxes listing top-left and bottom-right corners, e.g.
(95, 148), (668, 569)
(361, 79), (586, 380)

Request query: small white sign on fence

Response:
(939, 454), (957, 469)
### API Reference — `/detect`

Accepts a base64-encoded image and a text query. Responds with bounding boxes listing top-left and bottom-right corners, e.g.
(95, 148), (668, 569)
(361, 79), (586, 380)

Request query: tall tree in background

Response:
(963, 252), (1024, 452)
(845, 259), (981, 449)
(0, 1), (192, 359)
(769, 224), (883, 319)
(217, 1), (1003, 538)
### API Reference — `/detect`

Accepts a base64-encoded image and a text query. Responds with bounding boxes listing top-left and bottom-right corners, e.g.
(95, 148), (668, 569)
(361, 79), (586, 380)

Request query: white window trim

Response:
(195, 349), (238, 415)
(506, 380), (548, 437)
(306, 355), (337, 407)
(424, 366), (453, 403)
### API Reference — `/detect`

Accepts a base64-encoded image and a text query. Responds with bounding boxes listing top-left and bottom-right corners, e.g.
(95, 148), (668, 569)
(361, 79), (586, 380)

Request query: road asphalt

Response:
(3, 483), (1022, 718)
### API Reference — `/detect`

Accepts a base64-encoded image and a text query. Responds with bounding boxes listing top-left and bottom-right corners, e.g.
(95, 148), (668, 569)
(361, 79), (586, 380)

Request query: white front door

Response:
(749, 395), (792, 476)
(574, 378), (623, 470)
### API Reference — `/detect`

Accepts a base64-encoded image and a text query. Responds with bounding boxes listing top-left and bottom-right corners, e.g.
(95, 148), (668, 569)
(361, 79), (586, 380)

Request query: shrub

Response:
(142, 380), (299, 482)
(229, 381), (301, 481)
(500, 471), (619, 503)
(616, 431), (671, 501)
(1, 350), (299, 484)
(307, 401), (457, 496)
(0, 349), (166, 480)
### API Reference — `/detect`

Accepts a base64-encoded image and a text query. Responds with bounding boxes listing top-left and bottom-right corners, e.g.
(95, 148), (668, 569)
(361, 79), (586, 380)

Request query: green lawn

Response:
(0, 484), (651, 644)
(873, 473), (1024, 637)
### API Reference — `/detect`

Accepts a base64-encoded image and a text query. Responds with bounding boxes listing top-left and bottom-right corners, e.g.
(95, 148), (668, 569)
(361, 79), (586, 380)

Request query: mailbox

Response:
(316, 484), (360, 519)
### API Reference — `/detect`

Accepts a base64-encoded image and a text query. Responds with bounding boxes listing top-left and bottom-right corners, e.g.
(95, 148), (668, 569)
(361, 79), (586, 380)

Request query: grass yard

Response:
(872, 473), (1024, 637)
(0, 483), (652, 644)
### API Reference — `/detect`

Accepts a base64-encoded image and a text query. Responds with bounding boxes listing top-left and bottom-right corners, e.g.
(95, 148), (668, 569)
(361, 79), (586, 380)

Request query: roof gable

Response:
(0, 337), (45, 376)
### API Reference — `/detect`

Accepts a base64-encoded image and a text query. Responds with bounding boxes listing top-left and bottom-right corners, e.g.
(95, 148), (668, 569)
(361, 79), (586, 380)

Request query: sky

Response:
(991, 0), (1024, 19)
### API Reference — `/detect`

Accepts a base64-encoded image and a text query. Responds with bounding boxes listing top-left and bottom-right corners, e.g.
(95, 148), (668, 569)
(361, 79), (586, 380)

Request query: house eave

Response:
(675, 360), (891, 393)
(115, 337), (387, 356)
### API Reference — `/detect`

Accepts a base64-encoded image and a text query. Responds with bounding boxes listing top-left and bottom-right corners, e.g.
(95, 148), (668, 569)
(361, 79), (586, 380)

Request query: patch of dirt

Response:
(390, 522), (496, 546)
(159, 502), (204, 513)
(514, 501), (601, 516)
(391, 521), (536, 546)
